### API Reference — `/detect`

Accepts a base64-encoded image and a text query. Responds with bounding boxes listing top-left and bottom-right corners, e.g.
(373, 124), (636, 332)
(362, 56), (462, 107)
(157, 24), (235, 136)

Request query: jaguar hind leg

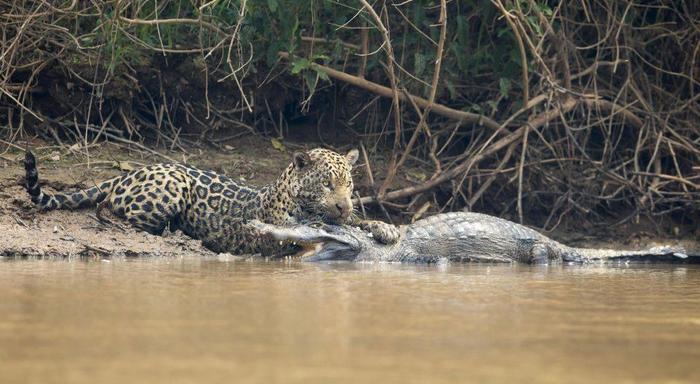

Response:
(120, 195), (185, 236)
(95, 200), (127, 232)
(105, 169), (189, 236)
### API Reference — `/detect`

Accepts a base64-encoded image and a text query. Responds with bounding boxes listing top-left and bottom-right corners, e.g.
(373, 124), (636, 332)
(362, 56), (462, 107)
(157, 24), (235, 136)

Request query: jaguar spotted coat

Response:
(24, 148), (398, 254)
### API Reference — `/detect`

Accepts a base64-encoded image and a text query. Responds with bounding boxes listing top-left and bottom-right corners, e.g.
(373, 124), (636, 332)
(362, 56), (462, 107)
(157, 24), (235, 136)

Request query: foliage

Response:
(1, 0), (698, 229)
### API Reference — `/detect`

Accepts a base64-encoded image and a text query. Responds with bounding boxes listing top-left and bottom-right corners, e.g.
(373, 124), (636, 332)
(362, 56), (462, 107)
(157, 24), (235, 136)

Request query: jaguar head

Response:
(288, 148), (359, 224)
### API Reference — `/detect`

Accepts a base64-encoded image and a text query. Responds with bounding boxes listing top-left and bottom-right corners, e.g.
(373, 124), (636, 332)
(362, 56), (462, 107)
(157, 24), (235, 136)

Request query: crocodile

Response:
(251, 211), (688, 263)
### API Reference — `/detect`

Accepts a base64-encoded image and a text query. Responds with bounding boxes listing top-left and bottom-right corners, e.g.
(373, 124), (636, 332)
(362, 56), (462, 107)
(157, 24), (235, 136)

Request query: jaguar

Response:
(24, 148), (399, 254)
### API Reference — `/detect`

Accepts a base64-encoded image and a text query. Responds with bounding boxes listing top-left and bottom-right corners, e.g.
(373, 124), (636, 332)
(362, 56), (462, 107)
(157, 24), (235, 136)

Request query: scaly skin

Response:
(252, 211), (687, 263)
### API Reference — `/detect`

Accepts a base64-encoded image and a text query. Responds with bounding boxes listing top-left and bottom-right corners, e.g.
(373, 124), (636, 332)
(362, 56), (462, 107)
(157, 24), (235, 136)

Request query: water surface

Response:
(1, 258), (699, 383)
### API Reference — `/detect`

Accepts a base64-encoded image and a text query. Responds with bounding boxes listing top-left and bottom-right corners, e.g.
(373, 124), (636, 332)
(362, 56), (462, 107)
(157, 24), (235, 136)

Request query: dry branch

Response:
(381, 0), (448, 194)
(356, 0), (403, 198)
(277, 52), (501, 131)
(356, 97), (580, 205)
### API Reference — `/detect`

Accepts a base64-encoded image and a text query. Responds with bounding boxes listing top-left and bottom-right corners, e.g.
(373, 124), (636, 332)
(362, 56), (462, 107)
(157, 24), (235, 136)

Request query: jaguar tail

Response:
(24, 150), (116, 210)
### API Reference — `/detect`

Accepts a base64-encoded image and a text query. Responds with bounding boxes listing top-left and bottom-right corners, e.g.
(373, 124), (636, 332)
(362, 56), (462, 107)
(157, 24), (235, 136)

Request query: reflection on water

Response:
(1, 258), (699, 384)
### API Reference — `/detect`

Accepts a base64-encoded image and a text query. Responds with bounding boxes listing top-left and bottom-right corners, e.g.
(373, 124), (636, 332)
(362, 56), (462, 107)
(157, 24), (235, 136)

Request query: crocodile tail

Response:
(24, 150), (116, 210)
(566, 245), (688, 262)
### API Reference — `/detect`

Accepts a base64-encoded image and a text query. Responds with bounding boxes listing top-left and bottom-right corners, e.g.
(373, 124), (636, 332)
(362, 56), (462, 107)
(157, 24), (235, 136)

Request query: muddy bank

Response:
(0, 138), (298, 259)
(0, 169), (215, 259)
(1, 138), (698, 260)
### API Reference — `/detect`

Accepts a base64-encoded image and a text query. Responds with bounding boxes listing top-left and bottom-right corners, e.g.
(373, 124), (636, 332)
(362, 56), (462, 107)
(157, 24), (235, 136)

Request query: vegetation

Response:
(1, 0), (698, 230)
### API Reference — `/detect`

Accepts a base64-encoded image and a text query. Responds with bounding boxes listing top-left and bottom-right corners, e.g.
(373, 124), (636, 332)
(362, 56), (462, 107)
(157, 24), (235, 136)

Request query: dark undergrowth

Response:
(1, 0), (698, 232)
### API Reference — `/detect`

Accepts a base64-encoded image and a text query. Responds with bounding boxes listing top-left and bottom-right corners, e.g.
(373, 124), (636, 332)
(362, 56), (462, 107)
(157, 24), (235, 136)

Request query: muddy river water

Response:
(1, 258), (699, 383)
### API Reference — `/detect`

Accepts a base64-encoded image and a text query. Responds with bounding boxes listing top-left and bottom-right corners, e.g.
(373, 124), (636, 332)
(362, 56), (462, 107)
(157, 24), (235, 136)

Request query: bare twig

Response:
(356, 0), (403, 198)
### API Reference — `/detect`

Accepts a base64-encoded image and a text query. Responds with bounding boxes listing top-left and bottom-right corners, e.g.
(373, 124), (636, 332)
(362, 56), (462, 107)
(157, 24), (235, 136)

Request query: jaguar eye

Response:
(323, 180), (332, 189)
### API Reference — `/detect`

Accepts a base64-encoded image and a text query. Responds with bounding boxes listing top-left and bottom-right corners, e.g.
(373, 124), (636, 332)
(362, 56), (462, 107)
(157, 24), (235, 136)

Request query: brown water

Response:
(1, 258), (699, 384)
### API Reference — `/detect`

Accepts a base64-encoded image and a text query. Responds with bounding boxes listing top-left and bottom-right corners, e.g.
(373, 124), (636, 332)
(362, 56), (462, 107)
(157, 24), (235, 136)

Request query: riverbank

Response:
(1, 137), (697, 260)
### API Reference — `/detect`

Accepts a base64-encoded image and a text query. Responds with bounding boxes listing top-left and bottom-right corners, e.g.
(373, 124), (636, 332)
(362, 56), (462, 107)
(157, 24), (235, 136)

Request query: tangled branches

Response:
(0, 0), (256, 157)
(337, 0), (700, 229)
(1, 0), (698, 229)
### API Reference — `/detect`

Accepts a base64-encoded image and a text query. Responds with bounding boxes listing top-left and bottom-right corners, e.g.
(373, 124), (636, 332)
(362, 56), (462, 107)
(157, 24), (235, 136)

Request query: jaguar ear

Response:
(293, 151), (311, 170)
(345, 149), (359, 166)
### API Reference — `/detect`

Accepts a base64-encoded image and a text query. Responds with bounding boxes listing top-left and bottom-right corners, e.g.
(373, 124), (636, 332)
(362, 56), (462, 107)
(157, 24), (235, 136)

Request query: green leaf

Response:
(270, 137), (285, 151)
(413, 2), (425, 26)
(310, 53), (330, 62)
(406, 169), (427, 183)
(536, 3), (553, 17)
(303, 71), (318, 95)
(527, 15), (542, 35)
(452, 45), (468, 72)
(456, 16), (469, 46)
(316, 70), (330, 82)
(414, 53), (427, 77)
(445, 80), (457, 100)
(487, 100), (499, 113)
(267, 0), (278, 13)
(499, 78), (511, 98)
(291, 58), (311, 74)
(497, 27), (511, 38)
(266, 41), (283, 67)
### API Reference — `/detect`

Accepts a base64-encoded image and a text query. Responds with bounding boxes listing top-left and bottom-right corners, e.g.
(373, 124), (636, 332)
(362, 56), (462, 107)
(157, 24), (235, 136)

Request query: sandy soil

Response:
(1, 137), (698, 259)
(0, 137), (299, 259)
(0, 174), (213, 259)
